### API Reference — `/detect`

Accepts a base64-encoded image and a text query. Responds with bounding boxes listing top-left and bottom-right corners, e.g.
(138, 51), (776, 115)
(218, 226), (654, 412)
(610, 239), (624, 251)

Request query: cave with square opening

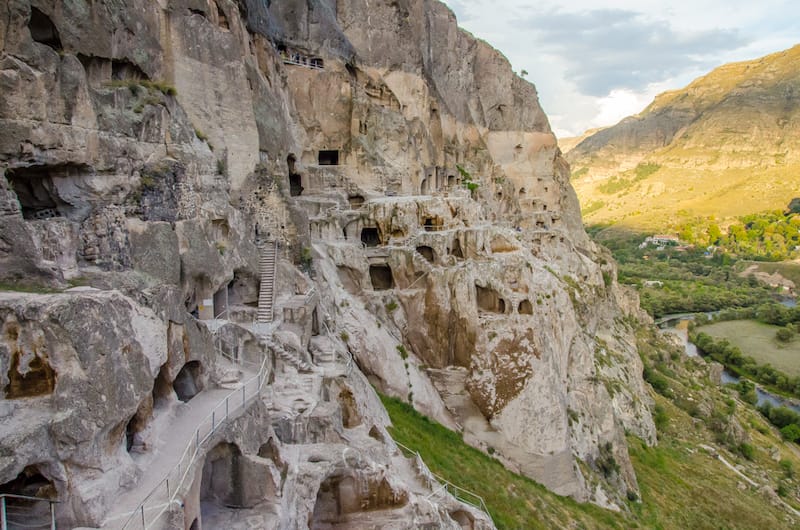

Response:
(172, 360), (203, 402)
(6, 164), (88, 220)
(360, 227), (381, 247)
(448, 175), (456, 188)
(476, 285), (505, 314)
(28, 7), (62, 51)
(369, 265), (394, 290)
(318, 150), (340, 166)
(416, 245), (435, 263)
(338, 387), (361, 428)
(518, 299), (533, 315)
(422, 216), (442, 232)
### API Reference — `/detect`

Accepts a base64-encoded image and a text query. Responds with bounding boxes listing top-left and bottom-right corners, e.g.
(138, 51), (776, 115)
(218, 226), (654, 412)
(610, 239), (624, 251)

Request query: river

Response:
(659, 313), (800, 414)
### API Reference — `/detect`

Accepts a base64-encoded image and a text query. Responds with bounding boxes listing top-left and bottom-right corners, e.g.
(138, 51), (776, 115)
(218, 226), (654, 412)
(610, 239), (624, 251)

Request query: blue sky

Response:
(443, 0), (799, 137)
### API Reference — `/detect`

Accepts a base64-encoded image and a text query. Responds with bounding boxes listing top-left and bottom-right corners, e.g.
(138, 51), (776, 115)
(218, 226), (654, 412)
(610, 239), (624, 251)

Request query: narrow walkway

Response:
(103, 368), (254, 528)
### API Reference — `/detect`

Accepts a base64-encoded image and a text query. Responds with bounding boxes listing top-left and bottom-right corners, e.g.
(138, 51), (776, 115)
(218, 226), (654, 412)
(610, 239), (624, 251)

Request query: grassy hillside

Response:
(381, 323), (800, 528)
(566, 44), (800, 231)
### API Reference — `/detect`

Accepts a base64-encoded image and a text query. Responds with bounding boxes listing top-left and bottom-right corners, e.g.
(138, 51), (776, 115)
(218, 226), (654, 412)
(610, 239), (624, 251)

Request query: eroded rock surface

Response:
(1, 0), (654, 527)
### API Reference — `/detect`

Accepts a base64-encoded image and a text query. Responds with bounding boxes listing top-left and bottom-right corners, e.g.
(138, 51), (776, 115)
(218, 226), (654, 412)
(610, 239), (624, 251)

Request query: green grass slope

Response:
(380, 323), (800, 529)
(566, 44), (800, 231)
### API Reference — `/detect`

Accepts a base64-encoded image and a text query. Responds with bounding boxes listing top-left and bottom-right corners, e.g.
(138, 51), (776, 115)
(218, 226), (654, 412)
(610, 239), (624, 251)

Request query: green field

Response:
(700, 320), (800, 376)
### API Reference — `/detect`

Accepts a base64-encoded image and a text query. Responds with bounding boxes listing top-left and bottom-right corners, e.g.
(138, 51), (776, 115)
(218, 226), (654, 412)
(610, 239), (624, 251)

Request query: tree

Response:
(776, 325), (796, 343)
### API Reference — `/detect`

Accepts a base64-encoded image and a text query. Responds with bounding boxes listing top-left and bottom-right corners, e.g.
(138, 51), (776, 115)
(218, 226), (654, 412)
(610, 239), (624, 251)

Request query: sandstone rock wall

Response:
(1, 0), (655, 526)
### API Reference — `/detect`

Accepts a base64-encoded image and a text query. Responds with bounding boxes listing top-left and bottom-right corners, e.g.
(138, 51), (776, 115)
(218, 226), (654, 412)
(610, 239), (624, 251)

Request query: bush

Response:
(653, 404), (669, 431)
(643, 366), (671, 396)
(780, 423), (800, 442)
(396, 344), (409, 360)
(340, 331), (349, 343)
(738, 443), (755, 460)
(776, 326), (795, 342)
(780, 459), (794, 478)
(385, 300), (398, 312)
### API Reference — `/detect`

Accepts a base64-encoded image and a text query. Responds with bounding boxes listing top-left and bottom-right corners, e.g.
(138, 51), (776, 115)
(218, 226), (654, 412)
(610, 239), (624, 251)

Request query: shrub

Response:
(776, 325), (795, 342)
(780, 423), (800, 442)
(653, 404), (669, 431)
(340, 331), (349, 343)
(780, 459), (794, 478)
(738, 443), (755, 460)
(385, 300), (398, 312)
(396, 345), (408, 360)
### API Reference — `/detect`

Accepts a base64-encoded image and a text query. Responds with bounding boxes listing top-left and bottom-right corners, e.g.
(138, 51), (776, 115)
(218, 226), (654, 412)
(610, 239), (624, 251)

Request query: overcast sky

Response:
(442, 0), (799, 138)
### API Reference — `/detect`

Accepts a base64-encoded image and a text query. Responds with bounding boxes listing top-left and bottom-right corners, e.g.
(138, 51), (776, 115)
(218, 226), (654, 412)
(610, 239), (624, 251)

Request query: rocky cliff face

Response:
(566, 44), (800, 229)
(0, 1), (654, 527)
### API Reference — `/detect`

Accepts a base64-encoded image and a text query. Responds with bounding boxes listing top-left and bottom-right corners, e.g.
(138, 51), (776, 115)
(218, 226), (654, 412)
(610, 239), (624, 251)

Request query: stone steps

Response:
(257, 241), (277, 323)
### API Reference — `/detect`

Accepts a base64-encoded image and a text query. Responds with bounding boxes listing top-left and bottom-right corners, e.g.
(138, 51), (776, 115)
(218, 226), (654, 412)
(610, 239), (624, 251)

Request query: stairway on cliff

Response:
(257, 240), (278, 324)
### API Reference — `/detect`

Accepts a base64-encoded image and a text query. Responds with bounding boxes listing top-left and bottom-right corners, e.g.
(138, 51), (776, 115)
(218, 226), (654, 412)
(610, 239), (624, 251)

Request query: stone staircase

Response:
(274, 343), (315, 372)
(257, 240), (278, 323)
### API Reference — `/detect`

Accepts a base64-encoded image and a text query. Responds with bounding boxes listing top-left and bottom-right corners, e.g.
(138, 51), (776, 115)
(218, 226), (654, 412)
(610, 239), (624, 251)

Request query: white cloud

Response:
(443, 0), (800, 136)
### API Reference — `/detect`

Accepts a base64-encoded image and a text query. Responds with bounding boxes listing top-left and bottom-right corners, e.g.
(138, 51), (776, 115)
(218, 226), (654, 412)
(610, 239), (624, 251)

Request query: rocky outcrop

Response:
(1, 0), (655, 527)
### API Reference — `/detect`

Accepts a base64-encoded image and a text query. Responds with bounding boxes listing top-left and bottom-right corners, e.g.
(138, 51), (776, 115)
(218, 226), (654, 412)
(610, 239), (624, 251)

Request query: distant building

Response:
(639, 234), (681, 250)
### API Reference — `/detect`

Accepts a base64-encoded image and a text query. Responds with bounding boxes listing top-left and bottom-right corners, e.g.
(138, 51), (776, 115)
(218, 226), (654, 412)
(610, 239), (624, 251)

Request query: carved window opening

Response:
(519, 187), (526, 197)
(518, 299), (533, 315)
(448, 175), (456, 189)
(450, 239), (464, 260)
(416, 245), (435, 263)
(476, 285), (505, 314)
(318, 150), (340, 166)
(28, 7), (62, 51)
(348, 195), (365, 209)
(173, 361), (204, 402)
(369, 265), (394, 290)
(360, 227), (380, 247)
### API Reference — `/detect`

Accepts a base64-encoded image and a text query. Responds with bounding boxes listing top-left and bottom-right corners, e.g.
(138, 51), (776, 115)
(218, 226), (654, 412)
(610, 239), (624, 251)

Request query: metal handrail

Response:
(118, 352), (271, 529)
(0, 494), (57, 530)
(394, 441), (493, 524)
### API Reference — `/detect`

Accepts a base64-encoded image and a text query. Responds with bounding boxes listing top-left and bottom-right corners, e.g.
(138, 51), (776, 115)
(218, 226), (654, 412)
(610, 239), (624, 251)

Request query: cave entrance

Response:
(476, 285), (505, 314)
(0, 465), (57, 526)
(201, 442), (244, 508)
(369, 265), (394, 291)
(311, 474), (407, 526)
(152, 363), (173, 408)
(420, 178), (429, 195)
(422, 217), (442, 232)
(450, 239), (464, 260)
(448, 175), (456, 189)
(519, 187), (526, 197)
(28, 7), (62, 51)
(173, 361), (204, 403)
(416, 246), (435, 263)
(4, 344), (56, 399)
(318, 150), (339, 166)
(5, 164), (87, 220)
(360, 227), (380, 247)
(289, 173), (303, 197)
(213, 286), (229, 319)
(518, 299), (533, 315)
(348, 195), (365, 209)
(189, 519), (199, 530)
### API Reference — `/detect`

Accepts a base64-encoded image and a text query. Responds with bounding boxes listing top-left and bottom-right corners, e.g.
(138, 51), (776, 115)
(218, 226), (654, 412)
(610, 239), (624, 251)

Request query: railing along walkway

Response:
(109, 353), (271, 529)
(394, 441), (493, 526)
(0, 494), (58, 529)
